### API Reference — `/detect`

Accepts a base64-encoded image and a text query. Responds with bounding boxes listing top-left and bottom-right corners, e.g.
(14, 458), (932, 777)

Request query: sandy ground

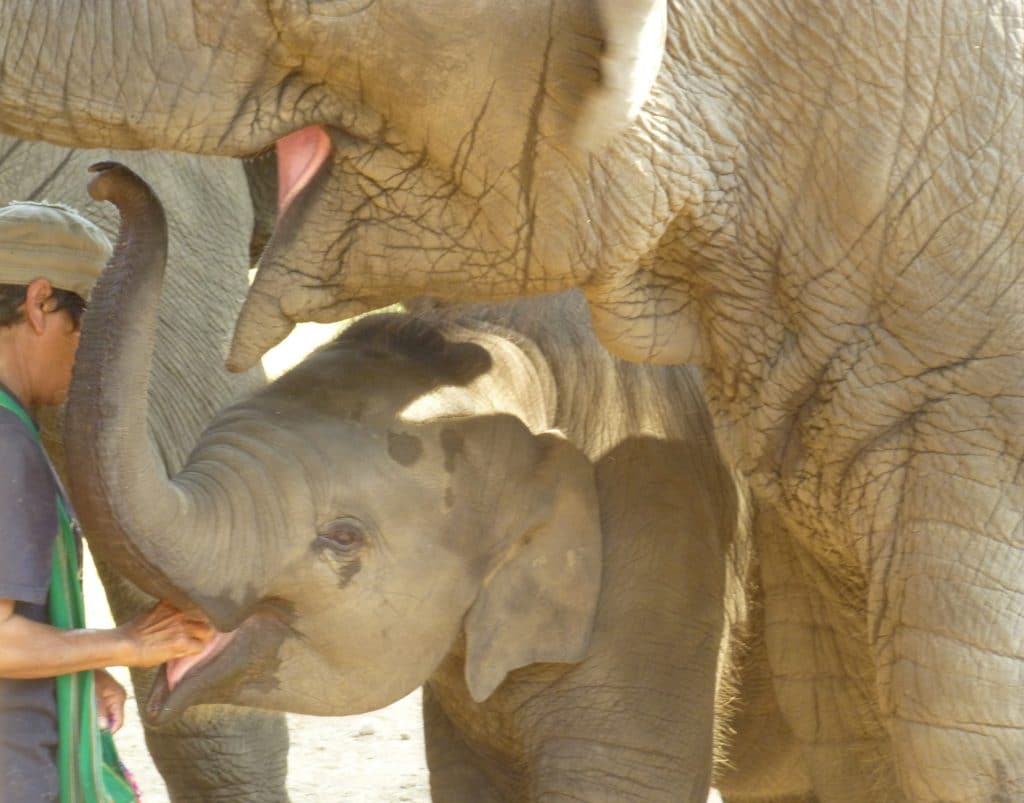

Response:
(82, 321), (722, 802)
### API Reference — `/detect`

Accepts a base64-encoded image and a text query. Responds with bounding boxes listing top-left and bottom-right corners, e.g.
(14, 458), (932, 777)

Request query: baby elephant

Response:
(67, 163), (757, 801)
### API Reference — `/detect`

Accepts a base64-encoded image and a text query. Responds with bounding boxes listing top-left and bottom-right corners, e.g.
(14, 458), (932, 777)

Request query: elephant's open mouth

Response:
(165, 629), (238, 691)
(144, 611), (288, 726)
(226, 122), (342, 372)
(240, 122), (334, 277)
(275, 125), (332, 216)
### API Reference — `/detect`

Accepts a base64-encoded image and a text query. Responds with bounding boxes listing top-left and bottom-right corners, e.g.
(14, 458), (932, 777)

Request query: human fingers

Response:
(131, 601), (177, 631)
(168, 621), (217, 655)
(104, 695), (125, 733)
(183, 619), (216, 643)
(95, 673), (127, 732)
(134, 605), (192, 631)
(152, 604), (211, 626)
(133, 634), (201, 666)
(151, 613), (216, 648)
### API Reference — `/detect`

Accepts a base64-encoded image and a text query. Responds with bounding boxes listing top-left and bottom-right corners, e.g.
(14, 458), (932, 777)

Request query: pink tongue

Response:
(166, 631), (235, 691)
(276, 125), (332, 216)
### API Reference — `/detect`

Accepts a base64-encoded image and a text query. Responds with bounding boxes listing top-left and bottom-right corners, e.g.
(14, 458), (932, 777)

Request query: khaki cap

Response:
(0, 201), (112, 299)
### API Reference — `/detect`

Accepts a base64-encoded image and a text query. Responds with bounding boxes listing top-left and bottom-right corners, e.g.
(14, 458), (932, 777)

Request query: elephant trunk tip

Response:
(87, 160), (121, 173)
(86, 161), (163, 217)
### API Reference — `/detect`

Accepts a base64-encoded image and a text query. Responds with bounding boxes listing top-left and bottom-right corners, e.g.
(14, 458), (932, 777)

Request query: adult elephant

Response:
(0, 137), (291, 800)
(0, 3), (1021, 801)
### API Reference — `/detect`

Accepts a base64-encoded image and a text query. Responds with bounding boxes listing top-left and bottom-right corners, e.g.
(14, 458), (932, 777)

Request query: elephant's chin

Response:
(143, 611), (290, 726)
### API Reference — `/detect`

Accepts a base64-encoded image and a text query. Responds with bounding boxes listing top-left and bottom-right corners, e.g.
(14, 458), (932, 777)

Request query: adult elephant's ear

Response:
(463, 428), (603, 703)
(574, 0), (668, 151)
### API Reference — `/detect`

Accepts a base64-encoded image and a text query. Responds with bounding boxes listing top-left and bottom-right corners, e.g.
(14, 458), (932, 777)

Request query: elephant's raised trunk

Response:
(65, 162), (240, 623)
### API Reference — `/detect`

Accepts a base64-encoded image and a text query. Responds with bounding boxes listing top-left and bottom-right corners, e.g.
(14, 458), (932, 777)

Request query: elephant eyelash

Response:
(314, 518), (366, 588)
(315, 517), (367, 555)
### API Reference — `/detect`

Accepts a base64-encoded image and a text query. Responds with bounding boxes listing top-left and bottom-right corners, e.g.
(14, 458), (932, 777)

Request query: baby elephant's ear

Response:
(464, 429), (602, 703)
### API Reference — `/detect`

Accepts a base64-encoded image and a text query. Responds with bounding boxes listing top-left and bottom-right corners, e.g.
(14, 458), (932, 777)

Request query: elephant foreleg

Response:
(143, 707), (290, 803)
(422, 684), (506, 803)
(715, 555), (814, 802)
(869, 446), (1024, 803)
(756, 509), (898, 803)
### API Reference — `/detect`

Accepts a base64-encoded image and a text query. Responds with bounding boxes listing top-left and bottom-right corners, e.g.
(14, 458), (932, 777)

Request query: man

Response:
(0, 201), (213, 801)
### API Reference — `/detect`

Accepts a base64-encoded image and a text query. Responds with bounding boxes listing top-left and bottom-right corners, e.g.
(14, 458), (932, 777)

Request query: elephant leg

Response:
(715, 557), (814, 801)
(756, 509), (898, 803)
(869, 452), (1024, 803)
(97, 559), (291, 802)
(422, 684), (505, 803)
(143, 708), (290, 803)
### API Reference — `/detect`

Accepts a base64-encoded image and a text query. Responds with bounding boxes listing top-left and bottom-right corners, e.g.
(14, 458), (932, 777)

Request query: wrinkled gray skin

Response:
(412, 298), (760, 803)
(0, 139), (290, 802)
(2, 2), (1022, 800)
(64, 164), (797, 802)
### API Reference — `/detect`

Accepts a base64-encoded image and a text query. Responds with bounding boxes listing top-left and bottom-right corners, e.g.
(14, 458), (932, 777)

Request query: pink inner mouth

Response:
(165, 630), (237, 691)
(276, 125), (332, 216)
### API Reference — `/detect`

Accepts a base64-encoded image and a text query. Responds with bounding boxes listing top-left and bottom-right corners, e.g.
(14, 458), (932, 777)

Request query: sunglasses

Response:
(50, 289), (88, 329)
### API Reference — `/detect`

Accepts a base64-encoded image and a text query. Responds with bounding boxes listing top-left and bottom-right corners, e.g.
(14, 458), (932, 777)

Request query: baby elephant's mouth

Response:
(165, 630), (238, 691)
(143, 610), (289, 726)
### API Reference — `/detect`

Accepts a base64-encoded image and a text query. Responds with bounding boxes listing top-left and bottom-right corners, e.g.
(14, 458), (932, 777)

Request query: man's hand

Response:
(117, 601), (215, 668)
(0, 598), (216, 680)
(94, 668), (127, 733)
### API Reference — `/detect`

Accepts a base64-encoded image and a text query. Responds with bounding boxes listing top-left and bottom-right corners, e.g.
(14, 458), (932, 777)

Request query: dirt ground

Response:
(82, 321), (722, 802)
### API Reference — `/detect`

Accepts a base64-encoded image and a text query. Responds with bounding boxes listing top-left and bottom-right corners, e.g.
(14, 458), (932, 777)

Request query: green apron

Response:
(0, 389), (137, 803)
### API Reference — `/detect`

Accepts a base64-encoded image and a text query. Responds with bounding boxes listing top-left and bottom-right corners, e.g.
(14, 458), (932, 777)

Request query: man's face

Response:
(37, 299), (82, 407)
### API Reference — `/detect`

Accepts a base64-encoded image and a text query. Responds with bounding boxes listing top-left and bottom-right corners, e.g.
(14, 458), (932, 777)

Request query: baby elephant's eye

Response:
(316, 517), (366, 554)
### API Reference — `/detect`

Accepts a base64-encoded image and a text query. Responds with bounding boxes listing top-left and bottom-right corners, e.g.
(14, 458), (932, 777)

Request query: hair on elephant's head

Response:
(65, 164), (603, 723)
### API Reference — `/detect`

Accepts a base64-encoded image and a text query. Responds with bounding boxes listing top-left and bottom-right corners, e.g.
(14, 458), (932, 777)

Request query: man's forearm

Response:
(0, 612), (133, 678)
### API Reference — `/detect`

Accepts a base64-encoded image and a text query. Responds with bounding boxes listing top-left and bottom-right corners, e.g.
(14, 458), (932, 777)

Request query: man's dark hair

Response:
(0, 283), (87, 330)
